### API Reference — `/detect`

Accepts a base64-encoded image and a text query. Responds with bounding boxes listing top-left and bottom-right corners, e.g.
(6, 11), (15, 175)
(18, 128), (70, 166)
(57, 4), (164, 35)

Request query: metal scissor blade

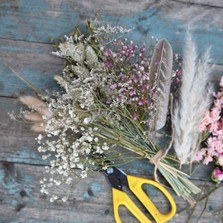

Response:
(103, 166), (129, 191)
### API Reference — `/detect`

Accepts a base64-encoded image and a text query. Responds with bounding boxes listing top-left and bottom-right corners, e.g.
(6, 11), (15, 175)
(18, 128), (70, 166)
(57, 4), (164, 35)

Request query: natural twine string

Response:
(150, 94), (174, 182)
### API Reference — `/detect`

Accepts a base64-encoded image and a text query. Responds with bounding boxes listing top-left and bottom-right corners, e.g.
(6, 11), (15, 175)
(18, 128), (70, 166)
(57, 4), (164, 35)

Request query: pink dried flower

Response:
(203, 154), (213, 165)
(207, 137), (222, 155)
(194, 148), (207, 162)
(137, 100), (143, 106)
(129, 89), (136, 96)
(197, 76), (223, 166)
(103, 40), (154, 124)
(176, 69), (183, 76)
(211, 167), (223, 183)
(132, 113), (138, 120)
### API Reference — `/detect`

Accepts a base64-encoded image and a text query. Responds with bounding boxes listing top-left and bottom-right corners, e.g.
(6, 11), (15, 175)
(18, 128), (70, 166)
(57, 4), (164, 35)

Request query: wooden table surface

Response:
(0, 1), (223, 222)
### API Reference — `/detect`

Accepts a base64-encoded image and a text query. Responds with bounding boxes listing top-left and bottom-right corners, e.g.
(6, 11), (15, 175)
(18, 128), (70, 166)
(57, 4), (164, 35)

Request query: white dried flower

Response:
(50, 195), (59, 202)
(102, 144), (109, 151)
(66, 178), (72, 185)
(62, 197), (68, 202)
(97, 25), (133, 34)
(83, 117), (92, 124)
(80, 170), (87, 178)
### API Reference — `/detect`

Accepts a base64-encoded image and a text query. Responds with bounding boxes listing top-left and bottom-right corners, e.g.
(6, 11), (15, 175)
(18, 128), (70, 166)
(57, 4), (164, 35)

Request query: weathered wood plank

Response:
(0, 0), (223, 63)
(0, 97), (46, 165)
(1, 1), (223, 222)
(0, 39), (60, 97)
(1, 37), (223, 98)
(0, 162), (222, 223)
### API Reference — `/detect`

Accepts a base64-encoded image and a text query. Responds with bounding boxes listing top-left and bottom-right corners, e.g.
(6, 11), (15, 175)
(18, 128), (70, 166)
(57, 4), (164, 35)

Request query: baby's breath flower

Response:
(97, 24), (133, 34)
(80, 170), (87, 179)
(102, 143), (109, 151)
(66, 178), (73, 185)
(8, 111), (17, 120)
(50, 195), (59, 202)
(62, 197), (68, 202)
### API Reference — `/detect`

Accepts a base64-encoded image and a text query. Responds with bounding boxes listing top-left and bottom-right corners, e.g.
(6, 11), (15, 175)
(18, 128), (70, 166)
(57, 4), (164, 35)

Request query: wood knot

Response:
(15, 203), (25, 212)
(20, 190), (28, 198)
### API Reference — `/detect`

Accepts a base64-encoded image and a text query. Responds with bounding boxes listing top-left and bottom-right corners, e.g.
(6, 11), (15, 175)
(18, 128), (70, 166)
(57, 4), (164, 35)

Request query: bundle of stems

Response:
(94, 106), (201, 202)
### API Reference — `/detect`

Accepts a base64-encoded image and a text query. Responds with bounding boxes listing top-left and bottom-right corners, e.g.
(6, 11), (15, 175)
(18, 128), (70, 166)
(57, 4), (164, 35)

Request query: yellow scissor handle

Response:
(112, 188), (152, 223)
(112, 175), (176, 223)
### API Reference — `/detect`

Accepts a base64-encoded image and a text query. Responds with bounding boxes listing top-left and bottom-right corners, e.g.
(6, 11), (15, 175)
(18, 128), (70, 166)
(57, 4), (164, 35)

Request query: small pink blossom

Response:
(137, 100), (143, 106)
(194, 148), (206, 161)
(211, 167), (223, 183)
(203, 154), (213, 165)
(199, 111), (213, 131)
(198, 76), (223, 167)
(132, 113), (138, 121)
(207, 137), (222, 153)
(129, 89), (136, 96)
(176, 69), (183, 76)
(215, 144), (223, 154)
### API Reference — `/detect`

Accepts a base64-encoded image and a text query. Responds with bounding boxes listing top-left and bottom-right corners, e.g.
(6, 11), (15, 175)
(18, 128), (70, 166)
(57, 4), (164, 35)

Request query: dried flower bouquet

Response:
(12, 21), (203, 203)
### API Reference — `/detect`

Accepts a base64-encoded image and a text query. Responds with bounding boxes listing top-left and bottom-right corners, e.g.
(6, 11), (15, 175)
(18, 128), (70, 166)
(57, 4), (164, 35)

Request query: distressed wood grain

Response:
(1, 0), (223, 222)
(0, 0), (223, 63)
(0, 97), (45, 165)
(0, 162), (222, 223)
(0, 39), (60, 97)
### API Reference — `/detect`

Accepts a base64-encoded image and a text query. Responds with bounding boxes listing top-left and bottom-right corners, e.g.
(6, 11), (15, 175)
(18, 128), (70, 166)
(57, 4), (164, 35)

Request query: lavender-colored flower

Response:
(129, 89), (136, 96)
(132, 112), (138, 120)
(137, 100), (143, 106)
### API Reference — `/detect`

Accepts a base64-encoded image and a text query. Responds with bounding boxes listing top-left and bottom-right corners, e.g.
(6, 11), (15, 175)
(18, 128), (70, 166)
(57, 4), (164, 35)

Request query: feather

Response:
(149, 39), (173, 131)
(172, 31), (213, 165)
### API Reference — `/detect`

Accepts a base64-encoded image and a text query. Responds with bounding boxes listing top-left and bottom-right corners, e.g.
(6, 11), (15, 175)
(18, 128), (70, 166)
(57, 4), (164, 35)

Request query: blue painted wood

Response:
(1, 1), (223, 222)
(0, 0), (79, 42)
(104, 13), (223, 64)
(0, 162), (222, 223)
(0, 39), (60, 97)
(0, 0), (222, 63)
(0, 0), (221, 179)
(0, 97), (47, 165)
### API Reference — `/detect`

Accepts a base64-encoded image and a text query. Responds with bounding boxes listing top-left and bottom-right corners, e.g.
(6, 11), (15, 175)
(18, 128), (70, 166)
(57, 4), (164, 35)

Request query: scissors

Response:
(103, 166), (176, 223)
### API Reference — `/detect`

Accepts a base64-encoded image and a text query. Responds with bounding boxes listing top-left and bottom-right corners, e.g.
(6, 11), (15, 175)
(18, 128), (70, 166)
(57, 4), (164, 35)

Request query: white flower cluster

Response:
(37, 95), (111, 201)
(38, 30), (116, 201)
(97, 24), (133, 34)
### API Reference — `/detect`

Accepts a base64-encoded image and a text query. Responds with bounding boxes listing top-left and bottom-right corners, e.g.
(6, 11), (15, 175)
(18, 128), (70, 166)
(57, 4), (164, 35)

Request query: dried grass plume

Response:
(172, 31), (213, 165)
(19, 96), (49, 132)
